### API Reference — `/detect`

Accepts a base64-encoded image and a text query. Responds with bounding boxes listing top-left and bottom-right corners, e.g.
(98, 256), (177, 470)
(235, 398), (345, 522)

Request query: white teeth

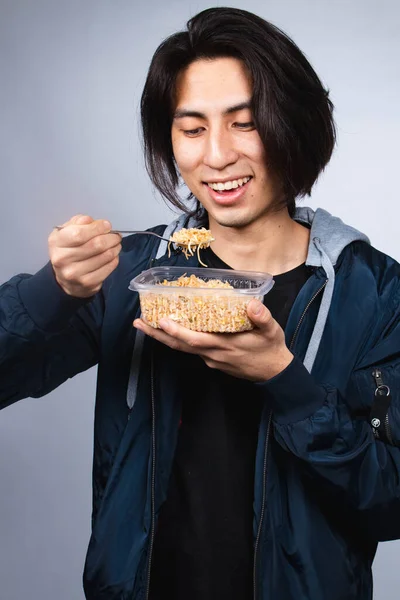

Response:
(207, 176), (251, 191)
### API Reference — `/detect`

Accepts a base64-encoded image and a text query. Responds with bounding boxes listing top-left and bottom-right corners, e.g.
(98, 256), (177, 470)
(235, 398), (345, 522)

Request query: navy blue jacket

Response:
(1, 207), (400, 599)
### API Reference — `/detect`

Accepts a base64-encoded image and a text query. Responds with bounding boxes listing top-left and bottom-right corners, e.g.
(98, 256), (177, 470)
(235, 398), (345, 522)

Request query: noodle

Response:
(168, 227), (214, 266)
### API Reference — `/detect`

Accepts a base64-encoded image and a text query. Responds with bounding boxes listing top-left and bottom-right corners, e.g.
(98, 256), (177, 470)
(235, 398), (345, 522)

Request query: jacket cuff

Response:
(18, 262), (91, 332)
(258, 356), (326, 424)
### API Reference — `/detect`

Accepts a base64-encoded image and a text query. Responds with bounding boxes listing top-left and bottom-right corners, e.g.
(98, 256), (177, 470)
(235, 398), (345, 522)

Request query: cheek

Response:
(172, 137), (201, 176)
(244, 135), (267, 166)
(232, 127), (264, 158)
(176, 153), (196, 176)
(246, 140), (271, 186)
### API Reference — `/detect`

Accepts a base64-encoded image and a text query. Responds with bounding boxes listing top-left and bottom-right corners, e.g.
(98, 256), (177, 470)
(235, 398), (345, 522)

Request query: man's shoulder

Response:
(341, 240), (400, 306)
(347, 239), (400, 273)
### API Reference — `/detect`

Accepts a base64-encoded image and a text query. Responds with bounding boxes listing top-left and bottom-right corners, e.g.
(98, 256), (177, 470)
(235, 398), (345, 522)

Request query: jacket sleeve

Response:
(261, 276), (400, 542)
(0, 262), (103, 409)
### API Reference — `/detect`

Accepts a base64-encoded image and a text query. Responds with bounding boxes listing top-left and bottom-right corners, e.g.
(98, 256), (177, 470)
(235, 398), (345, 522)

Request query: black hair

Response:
(140, 7), (336, 217)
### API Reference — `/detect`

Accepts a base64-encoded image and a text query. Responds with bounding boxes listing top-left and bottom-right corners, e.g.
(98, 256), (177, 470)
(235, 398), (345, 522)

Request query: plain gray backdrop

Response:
(1, 0), (399, 598)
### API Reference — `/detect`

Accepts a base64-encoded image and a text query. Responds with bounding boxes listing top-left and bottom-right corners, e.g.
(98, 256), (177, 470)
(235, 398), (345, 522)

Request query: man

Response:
(1, 7), (400, 600)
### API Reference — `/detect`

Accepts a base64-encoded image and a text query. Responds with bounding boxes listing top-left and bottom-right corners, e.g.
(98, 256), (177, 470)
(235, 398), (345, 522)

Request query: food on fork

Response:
(168, 227), (215, 266)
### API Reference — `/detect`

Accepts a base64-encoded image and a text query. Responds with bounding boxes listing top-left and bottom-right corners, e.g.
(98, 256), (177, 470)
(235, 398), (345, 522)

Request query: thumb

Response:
(247, 299), (272, 329)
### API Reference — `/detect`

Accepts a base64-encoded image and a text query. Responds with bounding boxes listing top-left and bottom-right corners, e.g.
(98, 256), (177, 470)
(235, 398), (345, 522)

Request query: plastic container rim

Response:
(129, 266), (275, 297)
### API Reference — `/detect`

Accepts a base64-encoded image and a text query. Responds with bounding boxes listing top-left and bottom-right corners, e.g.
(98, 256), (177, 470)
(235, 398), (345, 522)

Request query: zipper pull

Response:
(372, 368), (391, 399)
(372, 368), (384, 389)
(370, 368), (393, 444)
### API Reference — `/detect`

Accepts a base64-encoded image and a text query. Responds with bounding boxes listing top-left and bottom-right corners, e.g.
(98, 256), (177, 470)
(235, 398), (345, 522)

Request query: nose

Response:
(202, 126), (239, 170)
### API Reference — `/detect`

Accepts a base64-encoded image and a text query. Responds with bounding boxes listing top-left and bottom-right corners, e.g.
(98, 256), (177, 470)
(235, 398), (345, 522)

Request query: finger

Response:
(75, 256), (120, 295)
(72, 214), (94, 226)
(59, 245), (122, 280)
(158, 318), (222, 350)
(57, 214), (93, 228)
(247, 299), (274, 330)
(51, 233), (122, 265)
(52, 218), (112, 248)
(133, 318), (215, 355)
(78, 232), (122, 260)
(133, 318), (187, 352)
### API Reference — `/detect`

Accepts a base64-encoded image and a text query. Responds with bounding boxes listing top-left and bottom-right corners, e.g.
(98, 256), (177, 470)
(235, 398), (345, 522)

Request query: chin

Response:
(211, 210), (259, 230)
(213, 218), (252, 230)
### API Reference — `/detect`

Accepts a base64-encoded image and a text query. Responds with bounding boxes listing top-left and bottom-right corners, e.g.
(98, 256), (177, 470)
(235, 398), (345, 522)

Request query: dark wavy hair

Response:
(140, 7), (336, 218)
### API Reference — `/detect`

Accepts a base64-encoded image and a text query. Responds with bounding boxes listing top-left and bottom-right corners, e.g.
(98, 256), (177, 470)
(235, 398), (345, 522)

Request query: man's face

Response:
(171, 57), (282, 230)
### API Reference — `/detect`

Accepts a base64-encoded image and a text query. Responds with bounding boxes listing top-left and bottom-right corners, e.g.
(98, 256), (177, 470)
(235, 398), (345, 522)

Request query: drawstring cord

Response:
(303, 237), (336, 373)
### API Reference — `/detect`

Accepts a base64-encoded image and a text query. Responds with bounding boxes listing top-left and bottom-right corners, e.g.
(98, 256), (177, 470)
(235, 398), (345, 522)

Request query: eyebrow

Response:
(173, 101), (252, 120)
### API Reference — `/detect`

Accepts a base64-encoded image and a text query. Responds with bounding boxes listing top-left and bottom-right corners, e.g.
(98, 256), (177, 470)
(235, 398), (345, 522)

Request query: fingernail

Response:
(159, 318), (169, 328)
(103, 220), (112, 231)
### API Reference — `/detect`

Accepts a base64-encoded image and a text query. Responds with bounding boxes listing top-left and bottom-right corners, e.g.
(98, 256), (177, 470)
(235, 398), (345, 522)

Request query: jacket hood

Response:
(293, 207), (370, 371)
(294, 206), (370, 268)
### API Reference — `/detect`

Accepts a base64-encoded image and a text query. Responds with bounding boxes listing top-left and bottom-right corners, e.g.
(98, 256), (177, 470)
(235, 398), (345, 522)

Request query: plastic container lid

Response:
(129, 266), (274, 296)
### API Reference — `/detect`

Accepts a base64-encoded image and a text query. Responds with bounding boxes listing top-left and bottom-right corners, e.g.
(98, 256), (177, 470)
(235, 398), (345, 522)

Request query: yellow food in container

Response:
(129, 267), (274, 333)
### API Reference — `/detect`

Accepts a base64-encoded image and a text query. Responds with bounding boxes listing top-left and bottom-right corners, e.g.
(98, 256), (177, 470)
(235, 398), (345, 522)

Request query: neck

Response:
(208, 209), (310, 275)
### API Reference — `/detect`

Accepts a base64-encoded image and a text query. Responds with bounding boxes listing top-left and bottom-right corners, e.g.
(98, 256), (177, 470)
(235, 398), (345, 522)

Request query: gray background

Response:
(0, 0), (399, 598)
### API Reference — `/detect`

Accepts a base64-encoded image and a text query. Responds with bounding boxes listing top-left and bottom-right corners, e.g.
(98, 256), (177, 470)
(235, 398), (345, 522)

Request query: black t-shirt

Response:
(149, 249), (312, 600)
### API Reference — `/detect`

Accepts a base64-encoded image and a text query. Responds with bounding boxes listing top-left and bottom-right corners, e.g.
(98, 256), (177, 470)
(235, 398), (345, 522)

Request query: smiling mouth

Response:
(205, 176), (252, 192)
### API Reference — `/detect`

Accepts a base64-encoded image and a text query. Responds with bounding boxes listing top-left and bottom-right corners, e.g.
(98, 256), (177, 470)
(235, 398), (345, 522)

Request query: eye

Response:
(233, 122), (255, 130)
(183, 127), (204, 137)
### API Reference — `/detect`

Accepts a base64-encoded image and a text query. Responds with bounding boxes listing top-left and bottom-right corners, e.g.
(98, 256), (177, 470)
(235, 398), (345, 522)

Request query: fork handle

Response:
(112, 230), (171, 242)
(53, 226), (171, 243)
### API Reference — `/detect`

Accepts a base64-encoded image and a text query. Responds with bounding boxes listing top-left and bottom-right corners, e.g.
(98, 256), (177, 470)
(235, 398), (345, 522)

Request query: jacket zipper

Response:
(253, 279), (329, 599)
(253, 412), (272, 600)
(289, 279), (328, 352)
(372, 368), (393, 445)
(140, 277), (328, 599)
(145, 351), (157, 600)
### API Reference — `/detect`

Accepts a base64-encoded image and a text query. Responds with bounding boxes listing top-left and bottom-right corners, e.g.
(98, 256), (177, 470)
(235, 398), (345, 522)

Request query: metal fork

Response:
(54, 226), (172, 243)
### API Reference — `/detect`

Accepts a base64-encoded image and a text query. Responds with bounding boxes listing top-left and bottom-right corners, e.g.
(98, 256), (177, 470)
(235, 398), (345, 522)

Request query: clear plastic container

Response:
(129, 266), (274, 333)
